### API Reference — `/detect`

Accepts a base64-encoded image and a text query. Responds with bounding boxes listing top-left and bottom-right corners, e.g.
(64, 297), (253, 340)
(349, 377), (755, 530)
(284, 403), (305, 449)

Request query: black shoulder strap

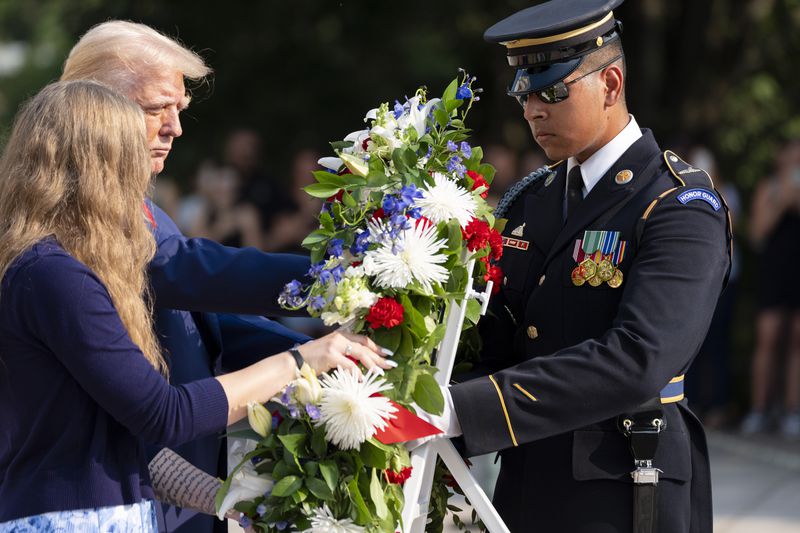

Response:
(494, 161), (564, 219)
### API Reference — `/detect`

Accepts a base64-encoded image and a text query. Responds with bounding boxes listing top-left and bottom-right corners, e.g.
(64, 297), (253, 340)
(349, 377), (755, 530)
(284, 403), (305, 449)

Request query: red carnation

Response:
(467, 170), (489, 199)
(365, 297), (405, 329)
(385, 466), (413, 485)
(372, 207), (386, 219)
(484, 264), (503, 294)
(414, 215), (434, 231)
(462, 218), (491, 251)
(362, 137), (372, 151)
(488, 229), (503, 261)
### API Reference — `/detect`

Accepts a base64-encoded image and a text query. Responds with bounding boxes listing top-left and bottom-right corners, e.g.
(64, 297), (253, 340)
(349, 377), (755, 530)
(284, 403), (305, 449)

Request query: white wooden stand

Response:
(401, 260), (510, 533)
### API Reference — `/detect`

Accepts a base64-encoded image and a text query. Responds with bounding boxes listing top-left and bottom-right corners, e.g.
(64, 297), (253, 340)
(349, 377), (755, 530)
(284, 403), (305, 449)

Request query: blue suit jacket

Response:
(145, 200), (310, 533)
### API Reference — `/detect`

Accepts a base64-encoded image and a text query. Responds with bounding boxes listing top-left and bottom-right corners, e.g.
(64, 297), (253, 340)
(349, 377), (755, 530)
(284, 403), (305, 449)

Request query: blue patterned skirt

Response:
(0, 500), (157, 532)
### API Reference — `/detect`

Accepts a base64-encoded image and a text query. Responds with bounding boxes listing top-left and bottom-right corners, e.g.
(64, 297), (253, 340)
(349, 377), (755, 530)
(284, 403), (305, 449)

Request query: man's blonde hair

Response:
(0, 80), (167, 374)
(61, 20), (211, 92)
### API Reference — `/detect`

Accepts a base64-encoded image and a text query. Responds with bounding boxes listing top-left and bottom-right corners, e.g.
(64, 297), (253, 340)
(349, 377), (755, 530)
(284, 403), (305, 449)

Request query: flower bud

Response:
(294, 363), (322, 405)
(247, 402), (272, 438)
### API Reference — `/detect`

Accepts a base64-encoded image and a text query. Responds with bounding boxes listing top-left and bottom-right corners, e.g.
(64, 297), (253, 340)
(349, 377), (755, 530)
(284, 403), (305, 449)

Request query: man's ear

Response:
(603, 64), (624, 107)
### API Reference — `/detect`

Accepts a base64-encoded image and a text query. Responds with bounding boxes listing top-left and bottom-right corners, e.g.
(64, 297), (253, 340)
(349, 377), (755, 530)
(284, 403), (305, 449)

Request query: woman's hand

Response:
(297, 330), (395, 375)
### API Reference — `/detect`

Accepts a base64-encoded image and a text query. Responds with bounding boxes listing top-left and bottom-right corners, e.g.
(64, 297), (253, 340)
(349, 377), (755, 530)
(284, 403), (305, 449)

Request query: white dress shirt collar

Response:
(566, 115), (642, 197)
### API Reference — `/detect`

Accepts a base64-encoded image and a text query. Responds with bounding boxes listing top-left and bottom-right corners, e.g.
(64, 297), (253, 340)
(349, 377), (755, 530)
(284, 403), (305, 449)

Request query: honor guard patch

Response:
(676, 188), (721, 211)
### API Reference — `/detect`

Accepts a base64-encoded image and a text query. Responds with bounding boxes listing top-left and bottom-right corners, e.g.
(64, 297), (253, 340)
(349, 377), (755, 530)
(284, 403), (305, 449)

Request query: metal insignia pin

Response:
(615, 169), (633, 184)
(669, 155), (679, 163)
(544, 173), (556, 187)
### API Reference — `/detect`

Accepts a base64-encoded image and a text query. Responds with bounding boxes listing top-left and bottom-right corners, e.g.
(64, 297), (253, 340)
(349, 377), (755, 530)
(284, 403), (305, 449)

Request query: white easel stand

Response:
(401, 259), (510, 533)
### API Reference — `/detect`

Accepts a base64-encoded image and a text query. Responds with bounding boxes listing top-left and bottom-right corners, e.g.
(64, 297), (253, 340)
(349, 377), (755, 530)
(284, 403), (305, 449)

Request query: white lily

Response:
(216, 467), (273, 520)
(343, 129), (371, 155)
(318, 156), (343, 172)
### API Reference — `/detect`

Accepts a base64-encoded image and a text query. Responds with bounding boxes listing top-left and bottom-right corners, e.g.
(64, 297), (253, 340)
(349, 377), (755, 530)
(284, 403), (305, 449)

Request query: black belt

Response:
(619, 406), (665, 533)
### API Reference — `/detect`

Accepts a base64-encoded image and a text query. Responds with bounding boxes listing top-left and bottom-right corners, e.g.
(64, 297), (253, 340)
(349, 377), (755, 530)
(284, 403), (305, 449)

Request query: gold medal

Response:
(587, 274), (603, 287)
(597, 259), (614, 282)
(579, 258), (597, 280)
(571, 265), (586, 286)
(607, 268), (624, 288)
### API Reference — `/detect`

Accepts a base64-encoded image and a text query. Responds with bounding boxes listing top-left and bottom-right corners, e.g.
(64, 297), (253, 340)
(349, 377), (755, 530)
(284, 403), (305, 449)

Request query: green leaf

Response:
(320, 211), (335, 232)
(434, 107), (450, 129)
(311, 425), (328, 457)
(330, 140), (354, 151)
(342, 190), (358, 208)
(271, 475), (302, 497)
(306, 476), (335, 500)
(312, 170), (346, 185)
(224, 428), (264, 441)
(465, 298), (481, 324)
(319, 460), (339, 492)
(399, 294), (428, 339)
(442, 78), (458, 103)
(413, 372), (445, 415)
(371, 326), (402, 354)
(301, 230), (330, 247)
(494, 218), (508, 234)
(359, 439), (388, 468)
(370, 469), (389, 519)
(304, 183), (342, 199)
(445, 98), (464, 114)
(347, 478), (371, 523)
(277, 433), (306, 457)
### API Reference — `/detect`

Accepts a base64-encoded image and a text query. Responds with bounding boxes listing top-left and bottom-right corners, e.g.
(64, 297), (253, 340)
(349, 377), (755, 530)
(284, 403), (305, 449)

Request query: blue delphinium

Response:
(238, 514), (252, 529)
(306, 404), (321, 420)
(399, 183), (423, 206)
(460, 141), (472, 158)
(447, 140), (458, 152)
(393, 100), (405, 119)
(350, 230), (371, 255)
(307, 261), (325, 279)
(280, 384), (295, 405)
(273, 522), (289, 531)
(278, 280), (304, 308)
(256, 505), (267, 516)
(382, 195), (400, 216)
(327, 238), (344, 258)
(330, 264), (345, 283)
(308, 295), (326, 312)
(447, 155), (466, 177)
(456, 83), (473, 100)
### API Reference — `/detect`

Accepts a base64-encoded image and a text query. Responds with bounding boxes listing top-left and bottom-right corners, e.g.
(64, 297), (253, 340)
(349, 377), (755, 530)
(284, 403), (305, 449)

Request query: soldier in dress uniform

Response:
(439, 1), (733, 531)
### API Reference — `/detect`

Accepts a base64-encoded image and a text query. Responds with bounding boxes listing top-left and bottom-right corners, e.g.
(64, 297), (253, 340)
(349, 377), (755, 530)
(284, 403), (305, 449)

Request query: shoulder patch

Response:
(663, 150), (713, 188)
(676, 188), (721, 211)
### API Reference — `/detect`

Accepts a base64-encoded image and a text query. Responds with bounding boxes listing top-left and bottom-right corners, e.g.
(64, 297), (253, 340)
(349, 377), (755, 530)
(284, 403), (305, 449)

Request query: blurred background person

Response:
(262, 147), (322, 253)
(188, 160), (263, 248)
(482, 143), (518, 206)
(741, 138), (800, 437)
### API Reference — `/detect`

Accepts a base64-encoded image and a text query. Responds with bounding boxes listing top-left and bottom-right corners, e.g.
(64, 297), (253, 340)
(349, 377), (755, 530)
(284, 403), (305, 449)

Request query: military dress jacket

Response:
(450, 130), (730, 533)
(145, 200), (310, 533)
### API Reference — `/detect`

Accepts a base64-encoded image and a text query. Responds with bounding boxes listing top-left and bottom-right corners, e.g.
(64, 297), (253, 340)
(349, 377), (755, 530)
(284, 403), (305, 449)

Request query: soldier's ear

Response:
(602, 64), (624, 108)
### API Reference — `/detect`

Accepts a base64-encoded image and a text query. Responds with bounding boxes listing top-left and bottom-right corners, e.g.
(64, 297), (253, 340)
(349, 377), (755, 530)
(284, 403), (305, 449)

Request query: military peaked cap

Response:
(485, 0), (625, 94)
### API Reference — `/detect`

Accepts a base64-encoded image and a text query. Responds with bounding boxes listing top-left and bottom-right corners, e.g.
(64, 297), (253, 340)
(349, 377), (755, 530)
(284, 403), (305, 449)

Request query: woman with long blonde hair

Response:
(0, 80), (389, 531)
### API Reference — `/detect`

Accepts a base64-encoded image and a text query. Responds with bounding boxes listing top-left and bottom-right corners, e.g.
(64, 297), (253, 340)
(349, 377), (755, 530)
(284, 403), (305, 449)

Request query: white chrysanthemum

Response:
(363, 222), (448, 293)
(302, 504), (365, 533)
(316, 368), (396, 450)
(416, 172), (477, 227)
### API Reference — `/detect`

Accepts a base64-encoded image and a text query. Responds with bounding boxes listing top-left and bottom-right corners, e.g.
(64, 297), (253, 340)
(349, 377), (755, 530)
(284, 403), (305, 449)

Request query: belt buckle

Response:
(631, 460), (663, 485)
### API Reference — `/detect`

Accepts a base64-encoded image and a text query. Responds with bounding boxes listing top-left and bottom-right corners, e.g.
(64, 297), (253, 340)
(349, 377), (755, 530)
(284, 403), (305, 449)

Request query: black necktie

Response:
(565, 164), (583, 222)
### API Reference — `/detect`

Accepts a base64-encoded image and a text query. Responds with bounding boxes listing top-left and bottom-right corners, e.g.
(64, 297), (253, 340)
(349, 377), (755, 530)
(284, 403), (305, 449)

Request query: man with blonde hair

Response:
(61, 21), (314, 533)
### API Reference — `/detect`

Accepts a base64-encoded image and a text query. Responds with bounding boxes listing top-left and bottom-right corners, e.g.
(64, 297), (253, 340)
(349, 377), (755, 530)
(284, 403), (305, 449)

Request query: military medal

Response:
(607, 268), (624, 288)
(571, 266), (587, 286)
(587, 274), (603, 287)
(579, 258), (597, 279)
(596, 258), (614, 281)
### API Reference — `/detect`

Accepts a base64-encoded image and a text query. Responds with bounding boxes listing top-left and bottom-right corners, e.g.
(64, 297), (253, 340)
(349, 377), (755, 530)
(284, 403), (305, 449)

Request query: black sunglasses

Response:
(515, 54), (623, 107)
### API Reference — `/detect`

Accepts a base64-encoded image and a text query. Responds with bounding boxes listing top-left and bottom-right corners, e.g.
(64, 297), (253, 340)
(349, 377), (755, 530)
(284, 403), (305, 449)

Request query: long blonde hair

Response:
(0, 80), (166, 374)
(61, 20), (211, 92)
